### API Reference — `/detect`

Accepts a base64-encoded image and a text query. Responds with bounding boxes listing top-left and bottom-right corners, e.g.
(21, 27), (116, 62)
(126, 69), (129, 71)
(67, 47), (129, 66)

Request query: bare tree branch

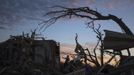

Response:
(85, 48), (100, 67)
(42, 6), (133, 35)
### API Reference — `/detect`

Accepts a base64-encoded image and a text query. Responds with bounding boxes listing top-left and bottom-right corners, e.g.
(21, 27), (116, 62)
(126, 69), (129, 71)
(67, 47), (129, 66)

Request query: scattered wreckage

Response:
(0, 31), (61, 75)
(1, 6), (134, 75)
(1, 30), (134, 75)
(63, 30), (134, 75)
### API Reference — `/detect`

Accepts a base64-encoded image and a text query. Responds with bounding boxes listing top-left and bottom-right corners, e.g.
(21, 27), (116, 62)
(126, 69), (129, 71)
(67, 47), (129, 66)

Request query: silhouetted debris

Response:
(0, 31), (61, 75)
(104, 30), (134, 53)
(1, 30), (134, 75)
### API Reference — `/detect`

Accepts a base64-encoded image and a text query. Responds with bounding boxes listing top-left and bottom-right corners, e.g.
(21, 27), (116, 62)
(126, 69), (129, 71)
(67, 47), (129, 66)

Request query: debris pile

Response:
(1, 27), (134, 75)
(0, 31), (61, 75)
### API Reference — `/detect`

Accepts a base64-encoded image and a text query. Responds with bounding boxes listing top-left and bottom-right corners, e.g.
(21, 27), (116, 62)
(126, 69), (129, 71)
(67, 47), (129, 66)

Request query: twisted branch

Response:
(42, 6), (133, 35)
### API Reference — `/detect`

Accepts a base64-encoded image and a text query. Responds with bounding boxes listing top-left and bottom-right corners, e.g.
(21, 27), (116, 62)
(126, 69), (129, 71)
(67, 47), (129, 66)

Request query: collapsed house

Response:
(0, 31), (61, 75)
(99, 30), (134, 75)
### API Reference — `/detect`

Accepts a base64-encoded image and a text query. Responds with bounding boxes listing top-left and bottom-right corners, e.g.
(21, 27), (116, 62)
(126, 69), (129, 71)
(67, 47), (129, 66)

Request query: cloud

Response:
(0, 26), (6, 30)
(0, 0), (97, 29)
(70, 0), (95, 7)
(104, 0), (120, 9)
(102, 0), (134, 10)
(0, 0), (51, 29)
(0, 0), (133, 30)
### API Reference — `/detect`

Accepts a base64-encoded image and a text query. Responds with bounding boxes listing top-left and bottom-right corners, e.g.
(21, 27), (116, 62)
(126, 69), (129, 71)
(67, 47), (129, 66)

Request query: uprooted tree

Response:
(41, 6), (133, 68)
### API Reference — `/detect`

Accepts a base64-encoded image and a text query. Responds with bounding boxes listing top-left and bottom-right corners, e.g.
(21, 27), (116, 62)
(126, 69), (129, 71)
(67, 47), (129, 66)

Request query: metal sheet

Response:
(103, 30), (134, 50)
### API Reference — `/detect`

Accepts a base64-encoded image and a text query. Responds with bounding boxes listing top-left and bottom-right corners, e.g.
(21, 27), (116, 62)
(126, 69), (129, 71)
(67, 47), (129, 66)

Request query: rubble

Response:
(0, 31), (61, 75)
(1, 29), (134, 75)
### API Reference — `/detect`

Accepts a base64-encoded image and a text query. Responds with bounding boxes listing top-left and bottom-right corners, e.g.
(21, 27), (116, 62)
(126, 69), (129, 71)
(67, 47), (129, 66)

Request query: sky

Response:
(0, 0), (134, 55)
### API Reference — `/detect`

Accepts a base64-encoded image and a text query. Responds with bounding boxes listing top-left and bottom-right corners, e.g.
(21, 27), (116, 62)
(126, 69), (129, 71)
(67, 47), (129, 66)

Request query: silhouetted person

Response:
(64, 55), (70, 68)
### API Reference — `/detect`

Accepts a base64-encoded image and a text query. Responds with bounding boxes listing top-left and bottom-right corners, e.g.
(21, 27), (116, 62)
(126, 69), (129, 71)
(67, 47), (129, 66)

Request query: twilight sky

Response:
(0, 0), (134, 51)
